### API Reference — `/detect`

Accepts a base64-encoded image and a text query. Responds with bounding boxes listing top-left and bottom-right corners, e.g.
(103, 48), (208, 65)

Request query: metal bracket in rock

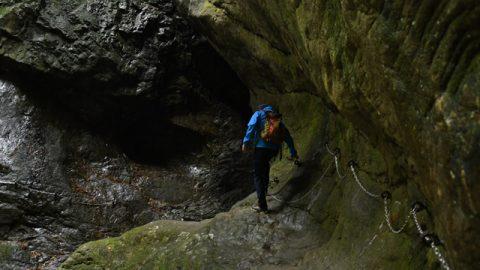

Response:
(324, 142), (452, 270)
(381, 191), (391, 200)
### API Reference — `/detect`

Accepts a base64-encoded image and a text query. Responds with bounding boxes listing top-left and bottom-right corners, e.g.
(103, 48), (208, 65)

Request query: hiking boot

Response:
(251, 205), (269, 213)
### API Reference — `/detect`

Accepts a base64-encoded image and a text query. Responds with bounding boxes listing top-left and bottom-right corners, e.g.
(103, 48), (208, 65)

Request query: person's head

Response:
(267, 111), (282, 120)
(259, 104), (281, 117)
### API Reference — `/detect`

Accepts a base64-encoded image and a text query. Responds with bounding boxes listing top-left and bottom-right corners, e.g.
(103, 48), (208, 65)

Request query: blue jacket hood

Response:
(258, 104), (276, 113)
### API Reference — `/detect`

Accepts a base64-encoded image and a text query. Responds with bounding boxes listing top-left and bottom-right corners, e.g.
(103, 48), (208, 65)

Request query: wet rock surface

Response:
(0, 77), (250, 269)
(1, 0), (188, 96)
(173, 0), (480, 269)
(0, 0), (252, 269)
(60, 206), (330, 270)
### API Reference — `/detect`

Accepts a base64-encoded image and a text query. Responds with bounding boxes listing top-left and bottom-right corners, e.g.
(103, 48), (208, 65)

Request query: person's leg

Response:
(254, 148), (269, 211)
(263, 154), (271, 196)
(263, 149), (276, 197)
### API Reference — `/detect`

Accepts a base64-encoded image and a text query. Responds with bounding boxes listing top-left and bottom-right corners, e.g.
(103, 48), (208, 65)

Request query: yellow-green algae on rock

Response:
(60, 220), (217, 270)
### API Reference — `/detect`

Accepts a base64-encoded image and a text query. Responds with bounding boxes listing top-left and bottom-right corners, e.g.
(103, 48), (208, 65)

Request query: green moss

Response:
(0, 6), (13, 18)
(0, 242), (14, 263)
(60, 220), (219, 270)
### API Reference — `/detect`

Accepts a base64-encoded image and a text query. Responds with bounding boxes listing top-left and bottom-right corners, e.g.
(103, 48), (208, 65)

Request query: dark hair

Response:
(268, 111), (282, 119)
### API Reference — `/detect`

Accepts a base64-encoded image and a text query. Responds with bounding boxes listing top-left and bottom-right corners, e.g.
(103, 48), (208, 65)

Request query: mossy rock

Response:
(175, 0), (480, 268)
(62, 93), (430, 269)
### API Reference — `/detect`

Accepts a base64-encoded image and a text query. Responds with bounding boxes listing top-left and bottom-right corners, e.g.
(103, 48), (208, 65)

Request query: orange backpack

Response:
(260, 113), (285, 144)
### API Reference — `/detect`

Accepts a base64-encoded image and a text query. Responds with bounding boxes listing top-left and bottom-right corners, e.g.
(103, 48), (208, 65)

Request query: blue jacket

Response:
(243, 105), (297, 157)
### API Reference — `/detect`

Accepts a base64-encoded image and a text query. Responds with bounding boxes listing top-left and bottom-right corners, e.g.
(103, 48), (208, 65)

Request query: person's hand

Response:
(288, 153), (302, 166)
(242, 144), (251, 153)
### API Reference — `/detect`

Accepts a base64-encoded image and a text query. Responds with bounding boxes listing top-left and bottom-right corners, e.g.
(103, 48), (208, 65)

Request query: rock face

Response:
(60, 0), (479, 269)
(175, 1), (479, 268)
(1, 0), (479, 269)
(0, 0), (252, 269)
(1, 0), (195, 95)
(0, 0), (251, 121)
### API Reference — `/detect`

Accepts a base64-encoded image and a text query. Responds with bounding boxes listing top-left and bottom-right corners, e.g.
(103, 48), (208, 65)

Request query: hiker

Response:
(242, 104), (298, 213)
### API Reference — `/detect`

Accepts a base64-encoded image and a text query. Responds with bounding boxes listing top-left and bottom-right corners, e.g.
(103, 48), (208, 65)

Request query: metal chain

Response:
(271, 159), (334, 204)
(334, 155), (346, 179)
(383, 197), (412, 234)
(325, 143), (346, 179)
(325, 143), (336, 156)
(412, 210), (426, 236)
(430, 241), (451, 270)
(270, 194), (283, 202)
(412, 211), (452, 270)
(268, 144), (329, 197)
(283, 143), (452, 269)
(350, 165), (381, 198)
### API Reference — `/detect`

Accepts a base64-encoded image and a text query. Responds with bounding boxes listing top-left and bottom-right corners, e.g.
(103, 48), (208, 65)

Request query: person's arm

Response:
(242, 111), (260, 150)
(283, 125), (298, 159)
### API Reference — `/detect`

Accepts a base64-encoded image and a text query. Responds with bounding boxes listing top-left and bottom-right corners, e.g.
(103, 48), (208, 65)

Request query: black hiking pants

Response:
(253, 147), (277, 211)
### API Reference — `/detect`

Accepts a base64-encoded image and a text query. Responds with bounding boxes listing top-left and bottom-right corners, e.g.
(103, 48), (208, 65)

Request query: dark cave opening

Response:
(109, 102), (209, 165)
(191, 40), (253, 120)
(0, 39), (252, 166)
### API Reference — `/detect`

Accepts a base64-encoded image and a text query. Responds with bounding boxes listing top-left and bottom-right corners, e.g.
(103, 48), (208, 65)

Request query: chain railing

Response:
(382, 191), (412, 234)
(270, 158), (334, 204)
(325, 143), (347, 180)
(412, 204), (452, 270)
(265, 142), (452, 269)
(323, 143), (452, 269)
(429, 239), (452, 270)
(349, 161), (381, 198)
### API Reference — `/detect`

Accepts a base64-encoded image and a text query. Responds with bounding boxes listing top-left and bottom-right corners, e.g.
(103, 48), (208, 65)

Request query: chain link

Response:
(334, 155), (346, 179)
(430, 242), (451, 270)
(325, 143), (347, 179)
(325, 143), (336, 156)
(412, 210), (426, 236)
(350, 165), (381, 198)
(383, 197), (412, 234)
(412, 211), (451, 269)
